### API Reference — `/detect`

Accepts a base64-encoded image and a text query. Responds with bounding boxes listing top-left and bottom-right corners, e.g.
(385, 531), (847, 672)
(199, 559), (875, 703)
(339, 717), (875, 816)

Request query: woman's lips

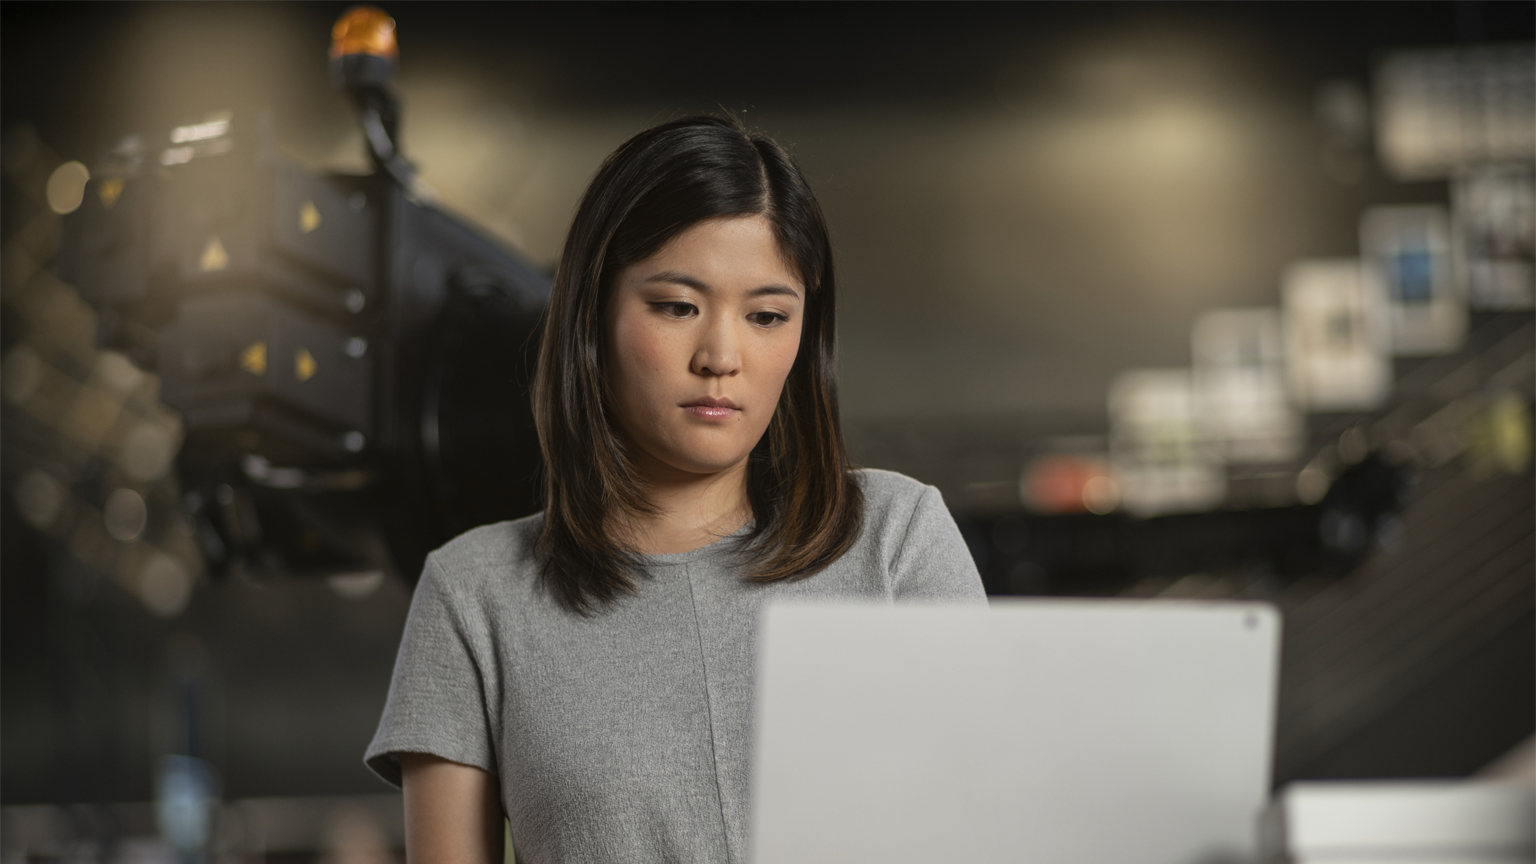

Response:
(682, 397), (739, 420)
(684, 405), (737, 420)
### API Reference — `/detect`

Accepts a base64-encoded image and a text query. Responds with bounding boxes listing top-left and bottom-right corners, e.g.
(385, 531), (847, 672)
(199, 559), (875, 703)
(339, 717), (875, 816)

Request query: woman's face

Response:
(605, 214), (805, 482)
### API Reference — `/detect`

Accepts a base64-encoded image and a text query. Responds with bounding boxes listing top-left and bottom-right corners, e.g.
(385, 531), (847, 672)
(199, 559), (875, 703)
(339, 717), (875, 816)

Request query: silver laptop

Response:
(748, 598), (1280, 864)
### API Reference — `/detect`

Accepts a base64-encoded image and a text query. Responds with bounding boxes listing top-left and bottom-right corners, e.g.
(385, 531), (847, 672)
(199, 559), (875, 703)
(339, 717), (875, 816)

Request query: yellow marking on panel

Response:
(294, 347), (317, 382)
(199, 236), (229, 272)
(299, 200), (321, 234)
(238, 341), (267, 376)
(98, 178), (125, 210)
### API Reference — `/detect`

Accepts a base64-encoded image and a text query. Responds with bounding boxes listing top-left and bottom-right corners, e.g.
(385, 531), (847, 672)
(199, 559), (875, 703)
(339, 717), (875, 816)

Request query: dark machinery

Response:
(60, 7), (548, 585)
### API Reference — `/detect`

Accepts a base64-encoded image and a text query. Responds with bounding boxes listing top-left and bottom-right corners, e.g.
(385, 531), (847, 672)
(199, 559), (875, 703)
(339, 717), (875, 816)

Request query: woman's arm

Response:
(401, 753), (505, 864)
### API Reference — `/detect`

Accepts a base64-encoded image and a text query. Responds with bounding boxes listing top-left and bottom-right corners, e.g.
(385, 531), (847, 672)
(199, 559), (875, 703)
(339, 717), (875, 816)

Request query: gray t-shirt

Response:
(365, 468), (986, 864)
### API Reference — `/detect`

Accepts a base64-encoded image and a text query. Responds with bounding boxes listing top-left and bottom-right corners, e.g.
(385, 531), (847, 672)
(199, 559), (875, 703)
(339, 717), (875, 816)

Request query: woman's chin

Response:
(649, 449), (753, 480)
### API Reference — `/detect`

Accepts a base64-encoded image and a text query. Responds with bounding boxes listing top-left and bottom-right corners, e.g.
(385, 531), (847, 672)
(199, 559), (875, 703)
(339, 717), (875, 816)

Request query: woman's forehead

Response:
(625, 215), (804, 295)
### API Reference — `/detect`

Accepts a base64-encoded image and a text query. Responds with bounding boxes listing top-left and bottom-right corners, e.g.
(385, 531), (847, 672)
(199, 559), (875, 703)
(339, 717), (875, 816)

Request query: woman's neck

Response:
(613, 457), (751, 555)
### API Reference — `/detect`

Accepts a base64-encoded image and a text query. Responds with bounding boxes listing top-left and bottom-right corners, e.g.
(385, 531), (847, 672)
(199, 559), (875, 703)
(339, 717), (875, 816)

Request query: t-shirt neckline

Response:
(634, 521), (755, 566)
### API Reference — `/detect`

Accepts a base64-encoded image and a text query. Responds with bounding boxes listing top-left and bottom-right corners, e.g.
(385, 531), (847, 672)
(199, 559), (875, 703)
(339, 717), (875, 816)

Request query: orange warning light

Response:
(330, 6), (398, 60)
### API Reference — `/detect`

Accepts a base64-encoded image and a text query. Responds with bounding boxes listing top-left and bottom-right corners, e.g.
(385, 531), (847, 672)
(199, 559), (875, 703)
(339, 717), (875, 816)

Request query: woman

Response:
(365, 115), (986, 864)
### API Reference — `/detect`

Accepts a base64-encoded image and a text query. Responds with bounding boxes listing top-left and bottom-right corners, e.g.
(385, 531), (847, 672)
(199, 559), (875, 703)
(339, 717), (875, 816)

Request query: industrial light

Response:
(330, 6), (398, 60)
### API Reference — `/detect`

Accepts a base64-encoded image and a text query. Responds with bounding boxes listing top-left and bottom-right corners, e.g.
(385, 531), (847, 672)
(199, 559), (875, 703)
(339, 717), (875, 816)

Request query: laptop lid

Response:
(748, 598), (1281, 864)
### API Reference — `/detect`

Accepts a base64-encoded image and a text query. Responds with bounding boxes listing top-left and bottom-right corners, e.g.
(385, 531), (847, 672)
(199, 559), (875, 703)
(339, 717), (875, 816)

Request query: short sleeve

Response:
(890, 485), (989, 603)
(364, 552), (498, 787)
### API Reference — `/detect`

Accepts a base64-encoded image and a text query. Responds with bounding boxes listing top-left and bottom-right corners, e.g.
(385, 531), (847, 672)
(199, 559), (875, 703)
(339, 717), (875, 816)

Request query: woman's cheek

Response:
(616, 319), (669, 375)
(772, 330), (802, 381)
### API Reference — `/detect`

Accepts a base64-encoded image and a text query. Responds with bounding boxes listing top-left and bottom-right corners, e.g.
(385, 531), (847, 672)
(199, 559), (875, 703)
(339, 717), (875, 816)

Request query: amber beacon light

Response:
(330, 6), (398, 60)
(329, 5), (411, 183)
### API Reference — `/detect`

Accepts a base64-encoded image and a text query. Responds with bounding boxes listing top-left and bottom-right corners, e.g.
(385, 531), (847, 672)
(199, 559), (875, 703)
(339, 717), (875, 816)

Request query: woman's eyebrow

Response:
(645, 270), (710, 291)
(747, 284), (802, 300)
(644, 270), (801, 300)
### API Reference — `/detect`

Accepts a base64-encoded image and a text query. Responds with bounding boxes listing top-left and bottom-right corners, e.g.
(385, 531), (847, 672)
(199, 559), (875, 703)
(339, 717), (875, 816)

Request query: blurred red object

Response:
(1022, 455), (1120, 515)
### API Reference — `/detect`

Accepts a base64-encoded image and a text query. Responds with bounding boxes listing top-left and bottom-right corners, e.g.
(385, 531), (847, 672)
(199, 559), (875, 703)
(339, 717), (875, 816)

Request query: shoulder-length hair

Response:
(531, 114), (864, 615)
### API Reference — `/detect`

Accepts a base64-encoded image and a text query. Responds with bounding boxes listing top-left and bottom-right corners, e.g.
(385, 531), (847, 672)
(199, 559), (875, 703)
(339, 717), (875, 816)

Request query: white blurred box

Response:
(1192, 307), (1303, 465)
(1281, 259), (1392, 412)
(1361, 205), (1466, 356)
(1108, 368), (1227, 517)
(1455, 165), (1535, 311)
(1375, 45), (1536, 181)
(1259, 780), (1536, 864)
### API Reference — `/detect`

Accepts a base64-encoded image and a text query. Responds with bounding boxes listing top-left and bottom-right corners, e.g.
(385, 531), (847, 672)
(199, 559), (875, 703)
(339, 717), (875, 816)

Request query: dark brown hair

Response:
(531, 115), (864, 615)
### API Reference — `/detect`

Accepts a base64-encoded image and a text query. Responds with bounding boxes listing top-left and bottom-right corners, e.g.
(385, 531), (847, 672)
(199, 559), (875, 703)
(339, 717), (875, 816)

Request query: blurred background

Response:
(3, 1), (1532, 860)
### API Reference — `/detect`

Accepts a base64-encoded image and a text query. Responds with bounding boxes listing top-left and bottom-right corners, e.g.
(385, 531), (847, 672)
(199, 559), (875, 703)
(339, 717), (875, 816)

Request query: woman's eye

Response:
(651, 302), (697, 318)
(750, 311), (790, 327)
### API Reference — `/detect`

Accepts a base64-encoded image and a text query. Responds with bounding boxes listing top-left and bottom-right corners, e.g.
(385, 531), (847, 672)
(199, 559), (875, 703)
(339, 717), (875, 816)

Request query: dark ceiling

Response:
(5, 2), (1533, 154)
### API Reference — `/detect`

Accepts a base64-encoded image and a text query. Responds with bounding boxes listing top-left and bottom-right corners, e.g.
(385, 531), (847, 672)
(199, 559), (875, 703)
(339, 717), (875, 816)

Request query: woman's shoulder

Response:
(851, 468), (946, 534)
(843, 469), (983, 600)
(428, 511), (545, 584)
(853, 467), (936, 508)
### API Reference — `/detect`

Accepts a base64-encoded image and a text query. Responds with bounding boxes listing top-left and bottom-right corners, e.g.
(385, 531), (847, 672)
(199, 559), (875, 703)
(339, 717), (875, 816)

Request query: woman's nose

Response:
(691, 317), (741, 377)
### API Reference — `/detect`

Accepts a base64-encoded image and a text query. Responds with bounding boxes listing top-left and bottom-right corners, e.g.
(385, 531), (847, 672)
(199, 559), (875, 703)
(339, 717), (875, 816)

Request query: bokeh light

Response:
(45, 159), (88, 214)
(104, 488), (148, 542)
